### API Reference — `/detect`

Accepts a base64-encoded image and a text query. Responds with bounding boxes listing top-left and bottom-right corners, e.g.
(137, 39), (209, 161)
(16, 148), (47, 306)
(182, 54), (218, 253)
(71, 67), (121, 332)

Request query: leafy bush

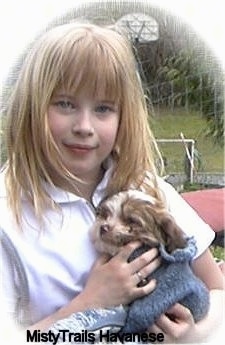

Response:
(155, 49), (224, 147)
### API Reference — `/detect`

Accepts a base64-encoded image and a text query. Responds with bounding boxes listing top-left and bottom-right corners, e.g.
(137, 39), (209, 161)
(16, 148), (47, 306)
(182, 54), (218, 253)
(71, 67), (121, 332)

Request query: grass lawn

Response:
(150, 108), (224, 261)
(149, 108), (224, 174)
(210, 245), (225, 261)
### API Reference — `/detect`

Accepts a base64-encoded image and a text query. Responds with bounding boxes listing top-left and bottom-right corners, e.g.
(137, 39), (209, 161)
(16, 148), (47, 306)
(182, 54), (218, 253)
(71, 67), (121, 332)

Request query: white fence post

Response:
(156, 138), (195, 183)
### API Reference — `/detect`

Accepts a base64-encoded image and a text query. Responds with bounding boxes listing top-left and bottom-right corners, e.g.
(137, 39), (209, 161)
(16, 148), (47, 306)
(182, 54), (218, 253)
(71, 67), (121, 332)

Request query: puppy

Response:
(90, 190), (187, 256)
(90, 190), (209, 333)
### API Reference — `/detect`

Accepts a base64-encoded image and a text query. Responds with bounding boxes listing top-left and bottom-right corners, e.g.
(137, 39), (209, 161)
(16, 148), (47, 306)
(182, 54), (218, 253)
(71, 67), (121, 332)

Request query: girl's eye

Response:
(55, 100), (75, 109)
(95, 105), (114, 114)
(50, 98), (77, 114)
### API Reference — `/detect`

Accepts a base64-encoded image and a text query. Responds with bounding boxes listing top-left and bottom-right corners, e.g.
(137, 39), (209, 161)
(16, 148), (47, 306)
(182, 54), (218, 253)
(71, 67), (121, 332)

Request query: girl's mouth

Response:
(64, 143), (97, 155)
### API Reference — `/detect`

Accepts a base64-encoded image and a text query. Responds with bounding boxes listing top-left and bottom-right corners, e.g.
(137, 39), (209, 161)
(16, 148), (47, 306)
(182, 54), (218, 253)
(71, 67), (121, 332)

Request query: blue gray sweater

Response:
(47, 237), (210, 339)
(121, 237), (210, 333)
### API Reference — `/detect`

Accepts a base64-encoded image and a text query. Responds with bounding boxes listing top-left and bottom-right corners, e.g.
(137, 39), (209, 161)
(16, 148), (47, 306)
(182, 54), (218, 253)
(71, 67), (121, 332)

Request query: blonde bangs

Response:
(53, 30), (124, 104)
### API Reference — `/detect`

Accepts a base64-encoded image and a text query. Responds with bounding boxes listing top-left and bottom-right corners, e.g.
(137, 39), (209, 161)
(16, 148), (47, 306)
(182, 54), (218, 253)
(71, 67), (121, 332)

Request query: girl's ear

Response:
(159, 215), (187, 253)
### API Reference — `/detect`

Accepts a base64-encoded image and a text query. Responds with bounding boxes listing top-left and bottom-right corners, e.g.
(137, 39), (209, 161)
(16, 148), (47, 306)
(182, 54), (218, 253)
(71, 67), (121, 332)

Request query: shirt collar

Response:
(91, 160), (114, 207)
(43, 158), (114, 205)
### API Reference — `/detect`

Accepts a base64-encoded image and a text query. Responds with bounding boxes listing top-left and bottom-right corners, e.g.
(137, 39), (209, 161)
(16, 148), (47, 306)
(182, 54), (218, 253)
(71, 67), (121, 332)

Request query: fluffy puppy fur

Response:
(90, 190), (209, 333)
(90, 190), (187, 256)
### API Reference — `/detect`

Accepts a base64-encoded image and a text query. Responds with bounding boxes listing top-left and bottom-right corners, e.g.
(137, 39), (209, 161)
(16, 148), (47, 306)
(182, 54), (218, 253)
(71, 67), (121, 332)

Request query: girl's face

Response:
(48, 90), (120, 183)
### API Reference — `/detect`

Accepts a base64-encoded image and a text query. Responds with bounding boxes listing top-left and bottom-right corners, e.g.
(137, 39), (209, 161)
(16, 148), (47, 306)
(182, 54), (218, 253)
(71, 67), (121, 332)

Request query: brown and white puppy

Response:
(90, 190), (187, 256)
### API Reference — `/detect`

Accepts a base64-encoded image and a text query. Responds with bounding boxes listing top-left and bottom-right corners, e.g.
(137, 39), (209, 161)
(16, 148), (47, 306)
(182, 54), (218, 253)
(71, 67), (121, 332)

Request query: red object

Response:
(181, 188), (225, 232)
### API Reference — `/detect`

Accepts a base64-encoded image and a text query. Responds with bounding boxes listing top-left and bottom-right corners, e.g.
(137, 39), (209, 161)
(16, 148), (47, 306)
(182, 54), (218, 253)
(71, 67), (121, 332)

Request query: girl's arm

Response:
(188, 248), (225, 341)
(28, 242), (160, 332)
(191, 247), (225, 289)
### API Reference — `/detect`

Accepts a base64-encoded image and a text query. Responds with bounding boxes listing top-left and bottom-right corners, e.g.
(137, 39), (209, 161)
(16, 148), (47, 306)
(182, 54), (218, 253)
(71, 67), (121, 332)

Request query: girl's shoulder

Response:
(156, 175), (177, 193)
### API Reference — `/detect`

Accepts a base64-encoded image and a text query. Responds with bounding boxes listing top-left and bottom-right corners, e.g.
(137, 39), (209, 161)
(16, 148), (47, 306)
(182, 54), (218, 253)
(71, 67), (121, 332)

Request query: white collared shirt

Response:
(0, 168), (214, 325)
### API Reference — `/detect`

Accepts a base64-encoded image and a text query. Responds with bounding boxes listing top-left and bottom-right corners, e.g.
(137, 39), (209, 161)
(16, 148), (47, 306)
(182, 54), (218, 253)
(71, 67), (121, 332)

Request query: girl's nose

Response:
(72, 111), (94, 137)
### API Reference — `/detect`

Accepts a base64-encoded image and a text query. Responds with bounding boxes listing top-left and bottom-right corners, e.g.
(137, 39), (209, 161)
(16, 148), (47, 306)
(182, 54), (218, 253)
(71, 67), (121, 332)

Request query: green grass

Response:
(150, 108), (225, 261)
(210, 246), (225, 261)
(150, 108), (224, 173)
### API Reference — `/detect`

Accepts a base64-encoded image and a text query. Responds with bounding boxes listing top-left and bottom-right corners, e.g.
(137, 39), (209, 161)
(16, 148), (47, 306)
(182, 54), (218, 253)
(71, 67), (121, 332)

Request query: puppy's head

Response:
(90, 190), (187, 256)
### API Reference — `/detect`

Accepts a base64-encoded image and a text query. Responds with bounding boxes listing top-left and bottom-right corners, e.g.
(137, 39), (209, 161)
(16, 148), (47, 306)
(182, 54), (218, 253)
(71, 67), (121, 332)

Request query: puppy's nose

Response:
(100, 224), (110, 236)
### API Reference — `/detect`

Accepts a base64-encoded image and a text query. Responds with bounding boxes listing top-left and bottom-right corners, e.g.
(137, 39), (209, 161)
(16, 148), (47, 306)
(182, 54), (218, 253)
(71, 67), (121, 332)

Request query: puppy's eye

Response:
(127, 216), (141, 227)
(95, 208), (102, 217)
(96, 206), (109, 219)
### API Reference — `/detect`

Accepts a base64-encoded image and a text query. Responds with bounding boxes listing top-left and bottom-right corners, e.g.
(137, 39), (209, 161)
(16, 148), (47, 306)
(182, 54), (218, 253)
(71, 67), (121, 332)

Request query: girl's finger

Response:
(132, 278), (157, 299)
(155, 304), (194, 338)
(115, 241), (142, 262)
(92, 253), (111, 267)
(147, 323), (163, 335)
(166, 303), (193, 320)
(134, 256), (161, 280)
(129, 247), (159, 274)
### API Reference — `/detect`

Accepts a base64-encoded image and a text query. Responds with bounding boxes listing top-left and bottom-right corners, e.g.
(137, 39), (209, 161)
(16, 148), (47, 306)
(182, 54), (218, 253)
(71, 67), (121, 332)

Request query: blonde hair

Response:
(4, 22), (163, 225)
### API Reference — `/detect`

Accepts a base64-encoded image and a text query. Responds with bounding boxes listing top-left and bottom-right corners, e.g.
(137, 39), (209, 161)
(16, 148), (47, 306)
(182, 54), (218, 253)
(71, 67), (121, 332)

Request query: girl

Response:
(1, 23), (224, 343)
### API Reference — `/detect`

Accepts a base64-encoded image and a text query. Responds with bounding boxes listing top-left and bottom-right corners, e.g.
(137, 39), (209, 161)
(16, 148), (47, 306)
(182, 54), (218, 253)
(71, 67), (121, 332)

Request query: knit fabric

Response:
(121, 237), (210, 333)
(47, 237), (209, 341)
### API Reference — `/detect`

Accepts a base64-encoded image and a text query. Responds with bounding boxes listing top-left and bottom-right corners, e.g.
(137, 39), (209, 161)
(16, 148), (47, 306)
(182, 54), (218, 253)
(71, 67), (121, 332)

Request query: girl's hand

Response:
(148, 303), (196, 343)
(79, 241), (160, 309)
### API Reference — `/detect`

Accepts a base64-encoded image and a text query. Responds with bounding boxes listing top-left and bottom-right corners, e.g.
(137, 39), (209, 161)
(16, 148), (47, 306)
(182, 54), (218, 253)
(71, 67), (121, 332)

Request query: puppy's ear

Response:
(159, 215), (187, 253)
